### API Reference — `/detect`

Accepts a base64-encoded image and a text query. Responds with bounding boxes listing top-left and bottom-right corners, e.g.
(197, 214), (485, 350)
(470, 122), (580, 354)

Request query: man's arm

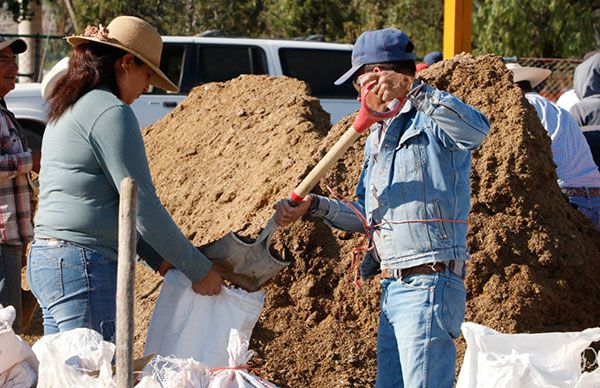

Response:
(410, 83), (490, 150)
(360, 71), (490, 150)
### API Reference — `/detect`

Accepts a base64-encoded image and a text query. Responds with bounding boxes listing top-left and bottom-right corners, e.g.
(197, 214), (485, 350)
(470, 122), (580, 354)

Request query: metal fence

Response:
(507, 57), (582, 102)
(3, 33), (583, 103)
(2, 34), (69, 82)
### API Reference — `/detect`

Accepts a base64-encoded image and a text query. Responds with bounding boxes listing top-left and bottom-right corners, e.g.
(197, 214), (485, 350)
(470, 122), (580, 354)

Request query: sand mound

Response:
(419, 54), (600, 334)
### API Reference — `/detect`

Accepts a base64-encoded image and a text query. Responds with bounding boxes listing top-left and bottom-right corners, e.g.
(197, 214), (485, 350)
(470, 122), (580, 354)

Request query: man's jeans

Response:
(376, 269), (466, 388)
(0, 244), (23, 333)
(569, 195), (600, 232)
(26, 239), (117, 342)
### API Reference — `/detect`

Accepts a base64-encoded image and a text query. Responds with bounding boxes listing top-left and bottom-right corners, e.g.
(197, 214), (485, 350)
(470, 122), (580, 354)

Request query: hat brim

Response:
(67, 35), (178, 92)
(0, 38), (27, 54)
(334, 64), (362, 86)
(511, 67), (551, 88)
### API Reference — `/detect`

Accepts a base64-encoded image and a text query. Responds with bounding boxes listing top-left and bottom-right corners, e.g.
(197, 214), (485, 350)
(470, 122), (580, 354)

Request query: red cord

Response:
(324, 185), (467, 320)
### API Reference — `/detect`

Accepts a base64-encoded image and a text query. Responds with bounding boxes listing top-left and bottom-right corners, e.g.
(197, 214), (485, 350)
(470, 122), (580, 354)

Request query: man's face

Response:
(0, 47), (18, 97)
(353, 68), (390, 113)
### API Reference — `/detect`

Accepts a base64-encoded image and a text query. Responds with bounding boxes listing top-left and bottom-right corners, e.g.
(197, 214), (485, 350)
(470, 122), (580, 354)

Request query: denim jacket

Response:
(312, 83), (490, 270)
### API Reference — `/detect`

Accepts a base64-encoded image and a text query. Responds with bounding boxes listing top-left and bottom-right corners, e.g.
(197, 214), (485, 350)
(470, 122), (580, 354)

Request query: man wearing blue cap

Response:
(423, 50), (443, 66)
(275, 28), (490, 387)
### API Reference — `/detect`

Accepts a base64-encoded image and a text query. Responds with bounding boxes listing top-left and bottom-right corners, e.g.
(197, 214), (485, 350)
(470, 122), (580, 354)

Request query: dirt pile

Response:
(95, 54), (596, 387)
(419, 54), (600, 334)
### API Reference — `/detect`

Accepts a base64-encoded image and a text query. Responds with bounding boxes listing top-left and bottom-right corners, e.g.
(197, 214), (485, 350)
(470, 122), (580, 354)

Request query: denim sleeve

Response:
(410, 83), (490, 150)
(308, 148), (369, 234)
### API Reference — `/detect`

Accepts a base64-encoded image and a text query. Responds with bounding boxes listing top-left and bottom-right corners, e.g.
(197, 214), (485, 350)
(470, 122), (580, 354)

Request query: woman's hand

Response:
(274, 195), (313, 227)
(191, 266), (223, 295)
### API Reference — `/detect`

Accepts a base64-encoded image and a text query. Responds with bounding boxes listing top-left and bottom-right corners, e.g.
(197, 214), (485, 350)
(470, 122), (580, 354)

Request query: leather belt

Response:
(381, 262), (446, 279)
(561, 187), (600, 197)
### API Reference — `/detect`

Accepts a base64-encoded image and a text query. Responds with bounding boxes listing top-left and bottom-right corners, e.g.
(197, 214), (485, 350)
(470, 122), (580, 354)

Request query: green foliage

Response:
(1, 0), (35, 22)
(473, 0), (599, 57)
(5, 0), (597, 59)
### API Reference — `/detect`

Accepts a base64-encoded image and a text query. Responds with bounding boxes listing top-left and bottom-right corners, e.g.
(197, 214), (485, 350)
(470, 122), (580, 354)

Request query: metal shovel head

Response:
(200, 217), (290, 292)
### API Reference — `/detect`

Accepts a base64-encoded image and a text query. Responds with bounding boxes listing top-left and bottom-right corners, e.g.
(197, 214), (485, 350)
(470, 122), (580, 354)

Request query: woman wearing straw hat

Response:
(26, 16), (223, 340)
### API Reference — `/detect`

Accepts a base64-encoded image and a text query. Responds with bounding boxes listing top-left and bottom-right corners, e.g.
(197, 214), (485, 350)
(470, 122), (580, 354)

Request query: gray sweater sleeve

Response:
(88, 105), (212, 283)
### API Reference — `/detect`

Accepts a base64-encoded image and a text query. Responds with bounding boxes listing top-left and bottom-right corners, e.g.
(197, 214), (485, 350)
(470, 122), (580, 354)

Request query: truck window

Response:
(279, 48), (356, 99)
(194, 45), (268, 84)
(148, 43), (186, 94)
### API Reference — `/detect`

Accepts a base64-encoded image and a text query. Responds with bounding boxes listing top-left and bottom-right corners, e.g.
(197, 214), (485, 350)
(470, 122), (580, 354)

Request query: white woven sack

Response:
(457, 322), (600, 388)
(144, 270), (265, 369)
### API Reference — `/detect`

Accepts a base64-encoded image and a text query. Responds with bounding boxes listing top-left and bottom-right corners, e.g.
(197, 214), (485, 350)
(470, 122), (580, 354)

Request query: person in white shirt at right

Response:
(507, 63), (600, 232)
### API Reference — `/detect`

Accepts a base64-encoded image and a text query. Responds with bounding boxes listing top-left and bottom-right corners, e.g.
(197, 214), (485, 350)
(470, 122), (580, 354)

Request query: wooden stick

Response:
(116, 177), (138, 388)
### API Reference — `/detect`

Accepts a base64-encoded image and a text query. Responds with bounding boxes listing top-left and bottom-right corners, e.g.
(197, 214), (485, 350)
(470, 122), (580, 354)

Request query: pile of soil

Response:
(419, 54), (600, 334)
(22, 54), (600, 386)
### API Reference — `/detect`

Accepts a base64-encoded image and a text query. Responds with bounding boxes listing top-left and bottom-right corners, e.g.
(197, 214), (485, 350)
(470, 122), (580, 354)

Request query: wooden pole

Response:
(116, 177), (138, 388)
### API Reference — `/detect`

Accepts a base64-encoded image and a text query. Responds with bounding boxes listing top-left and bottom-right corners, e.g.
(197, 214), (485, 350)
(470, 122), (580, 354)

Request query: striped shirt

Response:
(525, 92), (600, 188)
(0, 103), (33, 245)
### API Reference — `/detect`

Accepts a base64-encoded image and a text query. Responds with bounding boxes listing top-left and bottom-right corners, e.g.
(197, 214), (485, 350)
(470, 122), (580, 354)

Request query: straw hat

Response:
(67, 16), (177, 92)
(506, 63), (551, 89)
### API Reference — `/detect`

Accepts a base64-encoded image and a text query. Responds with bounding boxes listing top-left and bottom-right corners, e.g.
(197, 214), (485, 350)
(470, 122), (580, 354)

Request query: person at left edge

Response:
(0, 35), (39, 334)
(27, 16), (223, 342)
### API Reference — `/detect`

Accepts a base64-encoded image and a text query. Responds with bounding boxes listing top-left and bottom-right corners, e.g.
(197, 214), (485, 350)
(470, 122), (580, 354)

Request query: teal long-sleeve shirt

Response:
(35, 87), (212, 283)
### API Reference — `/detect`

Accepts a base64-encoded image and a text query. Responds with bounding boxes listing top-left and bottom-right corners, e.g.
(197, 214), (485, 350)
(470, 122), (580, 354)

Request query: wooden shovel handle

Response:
(290, 126), (361, 204)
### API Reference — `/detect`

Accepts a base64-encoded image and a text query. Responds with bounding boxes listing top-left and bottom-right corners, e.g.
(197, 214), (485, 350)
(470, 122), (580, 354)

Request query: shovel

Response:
(202, 83), (403, 291)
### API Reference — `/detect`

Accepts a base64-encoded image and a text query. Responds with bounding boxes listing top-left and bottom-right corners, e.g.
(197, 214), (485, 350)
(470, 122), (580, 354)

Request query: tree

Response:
(473, 0), (598, 58)
(353, 0), (444, 56)
(0, 0), (34, 22)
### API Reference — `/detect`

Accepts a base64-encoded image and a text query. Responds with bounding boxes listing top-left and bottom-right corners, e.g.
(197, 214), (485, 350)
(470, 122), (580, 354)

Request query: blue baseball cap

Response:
(334, 28), (416, 85)
(423, 51), (443, 66)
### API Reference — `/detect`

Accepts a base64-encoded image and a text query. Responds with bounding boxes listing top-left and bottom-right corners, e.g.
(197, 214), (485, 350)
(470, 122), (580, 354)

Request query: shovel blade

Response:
(200, 218), (290, 292)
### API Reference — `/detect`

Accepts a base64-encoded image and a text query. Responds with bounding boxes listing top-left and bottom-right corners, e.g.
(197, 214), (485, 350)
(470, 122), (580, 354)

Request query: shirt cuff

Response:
(308, 194), (330, 218)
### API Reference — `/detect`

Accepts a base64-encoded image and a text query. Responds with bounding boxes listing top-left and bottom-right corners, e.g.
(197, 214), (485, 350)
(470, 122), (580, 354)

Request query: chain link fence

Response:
(2, 34), (69, 82)
(504, 57), (581, 102)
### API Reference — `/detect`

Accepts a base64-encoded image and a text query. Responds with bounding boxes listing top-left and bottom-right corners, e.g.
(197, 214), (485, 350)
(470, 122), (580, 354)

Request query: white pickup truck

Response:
(6, 35), (360, 152)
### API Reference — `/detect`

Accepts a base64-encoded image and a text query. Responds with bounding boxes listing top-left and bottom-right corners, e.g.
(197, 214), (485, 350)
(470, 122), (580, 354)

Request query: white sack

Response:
(457, 322), (600, 388)
(209, 329), (277, 388)
(144, 270), (265, 369)
(0, 304), (38, 387)
(33, 328), (116, 388)
(136, 355), (211, 388)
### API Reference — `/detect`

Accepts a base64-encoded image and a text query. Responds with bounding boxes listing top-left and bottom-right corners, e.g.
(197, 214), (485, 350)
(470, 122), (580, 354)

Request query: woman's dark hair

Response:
(47, 42), (143, 122)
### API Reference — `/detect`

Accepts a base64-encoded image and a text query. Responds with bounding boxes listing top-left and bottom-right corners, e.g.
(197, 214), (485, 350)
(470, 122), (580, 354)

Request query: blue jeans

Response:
(0, 244), (23, 333)
(376, 269), (466, 388)
(26, 239), (117, 342)
(568, 195), (600, 232)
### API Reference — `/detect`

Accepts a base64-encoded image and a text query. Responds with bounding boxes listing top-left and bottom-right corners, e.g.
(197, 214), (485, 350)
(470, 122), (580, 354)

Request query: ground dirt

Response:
(22, 54), (600, 387)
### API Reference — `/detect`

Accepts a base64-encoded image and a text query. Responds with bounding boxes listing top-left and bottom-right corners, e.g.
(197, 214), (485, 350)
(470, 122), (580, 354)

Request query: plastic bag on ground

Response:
(457, 322), (600, 388)
(144, 270), (265, 369)
(0, 304), (38, 387)
(33, 327), (116, 388)
(136, 356), (211, 388)
(209, 329), (277, 388)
